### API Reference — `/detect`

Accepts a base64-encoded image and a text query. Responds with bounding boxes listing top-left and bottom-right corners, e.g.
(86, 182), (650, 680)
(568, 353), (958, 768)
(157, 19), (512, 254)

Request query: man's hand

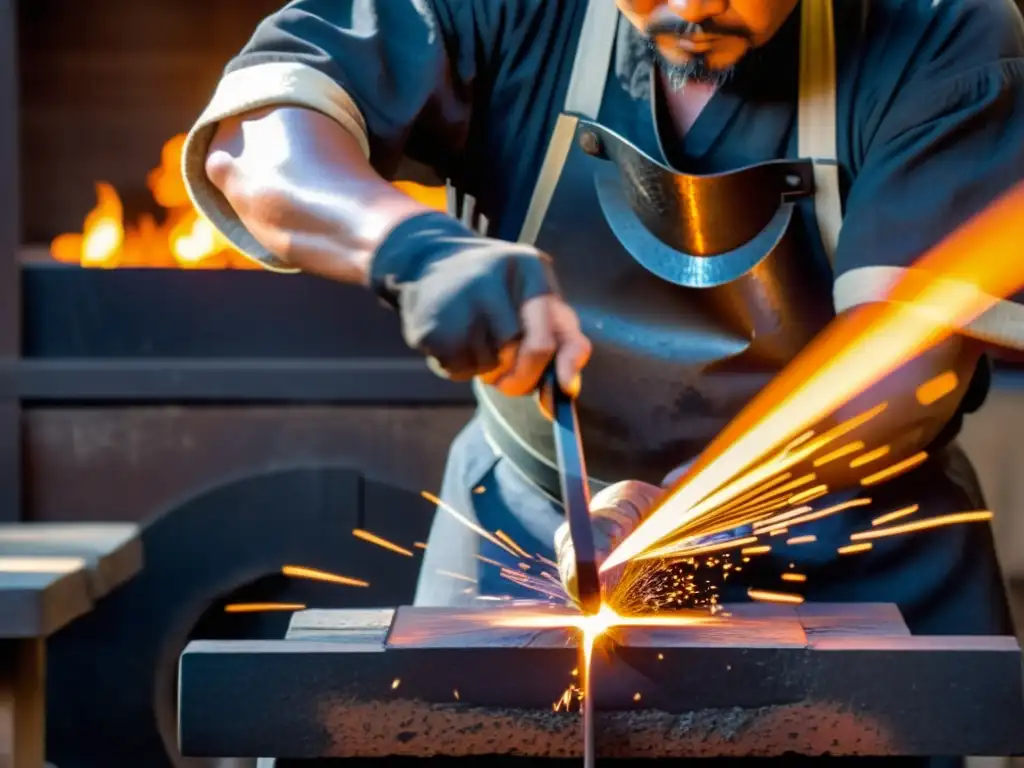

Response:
(371, 211), (592, 396)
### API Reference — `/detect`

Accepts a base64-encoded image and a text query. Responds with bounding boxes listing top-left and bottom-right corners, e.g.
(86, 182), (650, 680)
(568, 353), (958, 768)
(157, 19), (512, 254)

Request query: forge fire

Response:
(47, 134), (447, 270)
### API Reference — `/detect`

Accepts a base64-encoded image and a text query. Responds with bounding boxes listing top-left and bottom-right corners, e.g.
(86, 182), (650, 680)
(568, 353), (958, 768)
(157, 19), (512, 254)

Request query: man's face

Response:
(617, 0), (799, 84)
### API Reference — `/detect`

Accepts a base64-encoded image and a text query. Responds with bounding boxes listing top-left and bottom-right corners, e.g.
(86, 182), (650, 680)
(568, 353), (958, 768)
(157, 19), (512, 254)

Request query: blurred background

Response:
(3, 0), (1024, 766)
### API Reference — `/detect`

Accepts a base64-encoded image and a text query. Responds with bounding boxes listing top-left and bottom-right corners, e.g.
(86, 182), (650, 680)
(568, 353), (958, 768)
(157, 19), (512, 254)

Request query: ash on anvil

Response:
(187, 0), (1024, 759)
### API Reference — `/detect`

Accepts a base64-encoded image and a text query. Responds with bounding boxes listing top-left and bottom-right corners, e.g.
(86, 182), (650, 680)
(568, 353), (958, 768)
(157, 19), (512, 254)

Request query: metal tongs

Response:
(545, 365), (602, 615)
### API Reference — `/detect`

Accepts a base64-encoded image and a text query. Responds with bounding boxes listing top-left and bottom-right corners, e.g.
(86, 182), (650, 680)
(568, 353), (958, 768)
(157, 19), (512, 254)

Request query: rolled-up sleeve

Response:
(181, 0), (487, 270)
(833, 2), (1024, 350)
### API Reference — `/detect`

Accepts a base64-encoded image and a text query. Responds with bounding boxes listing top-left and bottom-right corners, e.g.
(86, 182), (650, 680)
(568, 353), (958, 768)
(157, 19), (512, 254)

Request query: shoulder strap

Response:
(798, 0), (842, 267)
(517, 0), (619, 244)
(563, 0), (620, 118)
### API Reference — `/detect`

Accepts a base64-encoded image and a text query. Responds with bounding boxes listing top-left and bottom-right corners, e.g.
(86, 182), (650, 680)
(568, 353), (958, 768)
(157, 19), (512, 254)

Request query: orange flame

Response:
(52, 135), (448, 269)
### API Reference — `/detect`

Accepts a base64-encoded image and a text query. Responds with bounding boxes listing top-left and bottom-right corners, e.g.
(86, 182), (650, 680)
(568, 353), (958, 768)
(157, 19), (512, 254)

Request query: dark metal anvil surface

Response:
(178, 602), (1024, 761)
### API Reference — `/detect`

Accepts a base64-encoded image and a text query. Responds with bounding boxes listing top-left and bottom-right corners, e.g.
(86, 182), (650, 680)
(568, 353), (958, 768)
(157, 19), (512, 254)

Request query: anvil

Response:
(179, 601), (1024, 763)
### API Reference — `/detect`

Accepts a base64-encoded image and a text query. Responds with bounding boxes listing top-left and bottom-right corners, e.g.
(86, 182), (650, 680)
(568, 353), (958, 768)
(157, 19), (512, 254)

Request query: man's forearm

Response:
(205, 106), (435, 284)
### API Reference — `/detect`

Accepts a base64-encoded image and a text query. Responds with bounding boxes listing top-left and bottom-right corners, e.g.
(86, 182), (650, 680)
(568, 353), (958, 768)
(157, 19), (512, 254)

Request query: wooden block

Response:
(0, 557), (92, 639)
(0, 523), (142, 600)
(178, 603), (1024, 760)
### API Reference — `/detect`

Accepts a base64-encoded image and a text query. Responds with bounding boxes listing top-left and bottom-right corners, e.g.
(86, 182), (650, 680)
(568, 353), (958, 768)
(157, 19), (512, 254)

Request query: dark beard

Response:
(644, 39), (735, 90)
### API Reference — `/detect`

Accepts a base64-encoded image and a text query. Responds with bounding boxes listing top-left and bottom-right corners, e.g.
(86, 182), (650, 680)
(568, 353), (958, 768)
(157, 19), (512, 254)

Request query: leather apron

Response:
(469, 0), (846, 499)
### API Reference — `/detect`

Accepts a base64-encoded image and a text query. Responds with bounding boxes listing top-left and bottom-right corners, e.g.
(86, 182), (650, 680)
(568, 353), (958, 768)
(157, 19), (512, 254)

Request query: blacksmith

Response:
(182, 0), (1024, 655)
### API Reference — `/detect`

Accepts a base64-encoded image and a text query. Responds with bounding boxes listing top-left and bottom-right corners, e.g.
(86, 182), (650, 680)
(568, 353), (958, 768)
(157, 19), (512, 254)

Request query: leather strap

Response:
(798, 0), (842, 267)
(518, 0), (619, 244)
(563, 0), (620, 118)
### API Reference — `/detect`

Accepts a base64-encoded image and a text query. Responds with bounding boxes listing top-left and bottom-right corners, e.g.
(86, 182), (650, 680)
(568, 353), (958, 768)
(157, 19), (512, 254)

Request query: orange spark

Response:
(553, 685), (582, 712)
(812, 440), (865, 467)
(781, 573), (807, 583)
(850, 510), (993, 541)
(721, 473), (817, 513)
(475, 554), (504, 568)
(606, 403), (886, 569)
(352, 529), (414, 557)
(860, 452), (929, 486)
(499, 570), (564, 600)
(850, 446), (891, 469)
(437, 569), (477, 583)
(716, 493), (804, 523)
(872, 504), (919, 526)
(916, 371), (959, 406)
(751, 505), (814, 531)
(748, 589), (805, 605)
(741, 545), (771, 555)
(788, 485), (830, 505)
(224, 602), (306, 613)
(414, 542), (428, 549)
(713, 472), (800, 514)
(391, 679), (401, 690)
(605, 180), (1024, 570)
(420, 491), (521, 557)
(495, 530), (532, 559)
(757, 498), (872, 533)
(787, 535), (817, 545)
(640, 535), (759, 562)
(785, 430), (816, 451)
(770, 527), (789, 536)
(282, 565), (369, 588)
(838, 542), (873, 555)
